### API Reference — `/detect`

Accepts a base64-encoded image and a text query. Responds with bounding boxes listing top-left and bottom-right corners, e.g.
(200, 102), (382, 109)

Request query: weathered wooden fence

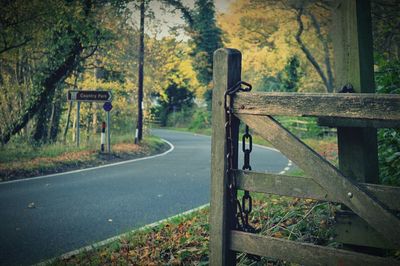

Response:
(209, 48), (400, 266)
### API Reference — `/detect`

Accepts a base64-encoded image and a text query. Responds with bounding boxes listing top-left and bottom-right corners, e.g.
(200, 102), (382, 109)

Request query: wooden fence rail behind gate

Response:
(209, 48), (400, 266)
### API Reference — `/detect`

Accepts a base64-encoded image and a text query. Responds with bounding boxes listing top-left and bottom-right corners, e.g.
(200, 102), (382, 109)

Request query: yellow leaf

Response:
(272, 232), (283, 238)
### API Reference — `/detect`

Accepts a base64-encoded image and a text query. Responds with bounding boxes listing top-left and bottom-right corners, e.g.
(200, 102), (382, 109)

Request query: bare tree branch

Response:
(0, 38), (32, 54)
(307, 11), (334, 92)
(162, 0), (194, 29)
(295, 8), (331, 92)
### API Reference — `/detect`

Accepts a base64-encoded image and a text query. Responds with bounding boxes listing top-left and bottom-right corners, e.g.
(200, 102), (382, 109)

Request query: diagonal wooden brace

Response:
(237, 113), (400, 247)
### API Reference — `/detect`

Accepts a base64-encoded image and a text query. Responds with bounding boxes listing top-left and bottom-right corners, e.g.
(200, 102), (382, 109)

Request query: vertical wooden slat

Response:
(210, 48), (241, 266)
(333, 0), (379, 183)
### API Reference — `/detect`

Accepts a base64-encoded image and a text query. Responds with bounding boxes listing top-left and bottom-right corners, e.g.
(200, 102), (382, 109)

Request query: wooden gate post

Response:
(331, 0), (379, 183)
(210, 48), (242, 266)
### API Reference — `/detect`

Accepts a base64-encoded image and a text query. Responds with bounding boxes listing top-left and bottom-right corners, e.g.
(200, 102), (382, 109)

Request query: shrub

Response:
(189, 109), (211, 130)
(376, 58), (400, 185)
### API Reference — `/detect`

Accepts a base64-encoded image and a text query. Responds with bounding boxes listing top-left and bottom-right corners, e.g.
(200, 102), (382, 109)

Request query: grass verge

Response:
(0, 135), (169, 182)
(48, 195), (343, 266)
(50, 194), (400, 265)
(162, 127), (212, 137)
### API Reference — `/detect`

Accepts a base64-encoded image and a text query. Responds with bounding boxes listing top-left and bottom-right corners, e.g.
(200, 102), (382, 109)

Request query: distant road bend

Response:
(0, 129), (291, 266)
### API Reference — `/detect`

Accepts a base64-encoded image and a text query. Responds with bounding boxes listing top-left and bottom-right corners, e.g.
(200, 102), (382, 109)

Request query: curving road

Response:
(0, 129), (290, 266)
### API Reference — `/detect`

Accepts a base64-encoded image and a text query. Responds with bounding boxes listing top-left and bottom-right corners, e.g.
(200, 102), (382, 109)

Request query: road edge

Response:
(158, 129), (293, 174)
(36, 203), (210, 266)
(0, 138), (174, 186)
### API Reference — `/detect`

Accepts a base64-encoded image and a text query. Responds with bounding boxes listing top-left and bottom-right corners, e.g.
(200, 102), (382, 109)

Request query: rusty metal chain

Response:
(241, 125), (255, 233)
(242, 125), (252, 171)
(224, 81), (253, 231)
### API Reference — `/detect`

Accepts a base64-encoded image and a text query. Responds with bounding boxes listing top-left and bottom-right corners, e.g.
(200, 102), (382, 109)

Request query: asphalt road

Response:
(0, 129), (290, 266)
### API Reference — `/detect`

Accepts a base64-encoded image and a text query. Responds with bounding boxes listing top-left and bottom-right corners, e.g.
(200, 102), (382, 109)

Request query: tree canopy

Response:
(163, 0), (223, 86)
(0, 0), (129, 144)
(218, 0), (334, 92)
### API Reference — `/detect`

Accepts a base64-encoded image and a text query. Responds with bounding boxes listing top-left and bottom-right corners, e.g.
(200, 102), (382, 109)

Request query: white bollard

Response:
(101, 121), (106, 152)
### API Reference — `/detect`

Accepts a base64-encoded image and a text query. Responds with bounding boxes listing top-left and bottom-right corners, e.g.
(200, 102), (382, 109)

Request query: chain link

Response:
(242, 125), (252, 171)
(241, 125), (255, 233)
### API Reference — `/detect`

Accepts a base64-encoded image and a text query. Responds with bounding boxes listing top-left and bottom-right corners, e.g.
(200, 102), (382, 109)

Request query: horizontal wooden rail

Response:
(233, 170), (400, 211)
(233, 92), (400, 121)
(234, 170), (331, 201)
(230, 231), (399, 265)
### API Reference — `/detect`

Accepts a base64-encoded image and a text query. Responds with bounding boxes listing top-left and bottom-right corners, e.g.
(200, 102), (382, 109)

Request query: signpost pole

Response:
(76, 101), (80, 147)
(107, 111), (111, 153)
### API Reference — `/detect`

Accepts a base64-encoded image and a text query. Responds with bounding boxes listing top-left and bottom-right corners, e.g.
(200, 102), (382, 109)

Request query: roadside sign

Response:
(67, 90), (112, 102)
(103, 102), (113, 112)
(67, 90), (113, 152)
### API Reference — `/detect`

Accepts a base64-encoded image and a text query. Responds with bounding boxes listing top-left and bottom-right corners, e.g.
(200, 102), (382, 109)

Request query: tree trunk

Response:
(33, 97), (53, 143)
(63, 100), (73, 143)
(47, 101), (56, 141)
(135, 0), (145, 144)
(48, 88), (63, 142)
(86, 103), (92, 143)
(92, 103), (98, 134)
(72, 105), (76, 142)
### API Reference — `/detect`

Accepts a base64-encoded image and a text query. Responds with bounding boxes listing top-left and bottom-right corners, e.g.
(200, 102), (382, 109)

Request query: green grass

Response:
(0, 133), (168, 182)
(0, 141), (87, 163)
(287, 168), (305, 177)
(162, 126), (212, 136)
(141, 135), (168, 152)
(50, 193), (345, 265)
(0, 133), (164, 164)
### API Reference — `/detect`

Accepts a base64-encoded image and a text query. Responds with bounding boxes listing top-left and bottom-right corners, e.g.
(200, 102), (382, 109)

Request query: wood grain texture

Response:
(332, 0), (375, 93)
(232, 92), (400, 121)
(230, 230), (399, 266)
(209, 48), (241, 266)
(337, 127), (378, 183)
(333, 0), (379, 184)
(318, 117), (400, 128)
(333, 211), (396, 249)
(233, 170), (400, 211)
(233, 170), (332, 201)
(237, 114), (400, 247)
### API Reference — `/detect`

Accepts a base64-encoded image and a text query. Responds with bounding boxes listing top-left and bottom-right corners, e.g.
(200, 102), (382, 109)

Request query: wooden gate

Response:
(209, 48), (400, 265)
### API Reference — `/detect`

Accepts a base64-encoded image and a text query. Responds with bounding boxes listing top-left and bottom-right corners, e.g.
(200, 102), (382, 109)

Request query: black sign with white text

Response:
(67, 90), (112, 102)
